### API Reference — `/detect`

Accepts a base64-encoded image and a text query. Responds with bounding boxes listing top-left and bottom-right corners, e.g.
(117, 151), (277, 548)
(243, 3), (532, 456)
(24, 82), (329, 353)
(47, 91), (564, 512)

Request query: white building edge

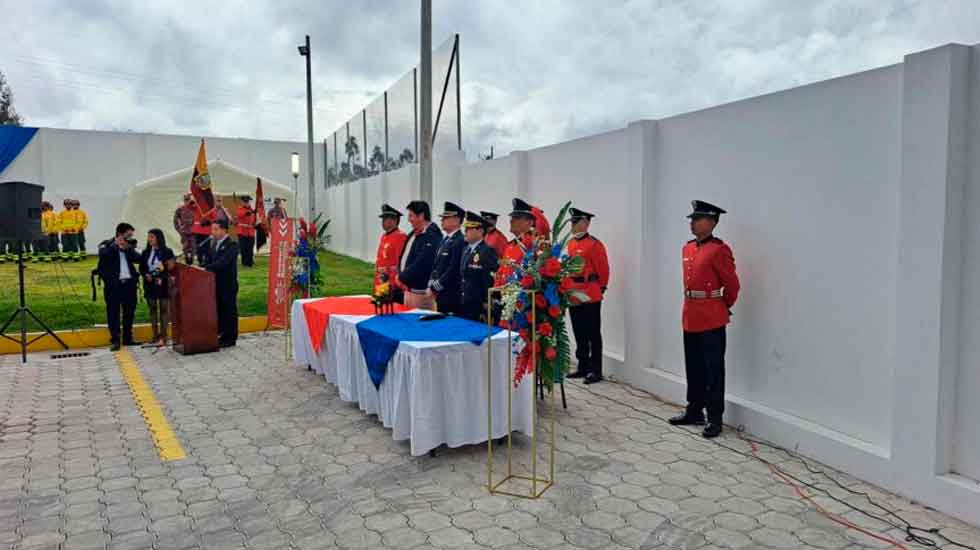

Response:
(2, 42), (978, 527)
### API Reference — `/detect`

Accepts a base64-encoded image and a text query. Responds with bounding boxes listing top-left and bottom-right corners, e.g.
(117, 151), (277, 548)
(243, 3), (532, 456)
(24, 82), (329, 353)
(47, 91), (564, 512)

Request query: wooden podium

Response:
(172, 264), (218, 355)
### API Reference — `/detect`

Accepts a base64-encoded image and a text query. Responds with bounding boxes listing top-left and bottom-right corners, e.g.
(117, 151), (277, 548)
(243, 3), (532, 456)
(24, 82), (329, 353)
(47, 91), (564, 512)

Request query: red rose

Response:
(498, 319), (511, 329)
(521, 275), (535, 289)
(545, 347), (557, 360)
(540, 258), (561, 278)
(548, 305), (560, 317)
(537, 322), (553, 337)
(534, 294), (548, 309)
(559, 277), (574, 293)
(519, 329), (529, 340)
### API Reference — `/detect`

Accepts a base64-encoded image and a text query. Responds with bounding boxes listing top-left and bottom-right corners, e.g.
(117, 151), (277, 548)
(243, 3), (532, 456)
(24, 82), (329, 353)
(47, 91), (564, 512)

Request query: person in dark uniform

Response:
(199, 218), (240, 348)
(96, 223), (141, 351)
(428, 201), (466, 315)
(480, 211), (508, 258)
(459, 211), (499, 322)
(565, 208), (611, 385)
(669, 200), (740, 438)
(396, 200), (443, 309)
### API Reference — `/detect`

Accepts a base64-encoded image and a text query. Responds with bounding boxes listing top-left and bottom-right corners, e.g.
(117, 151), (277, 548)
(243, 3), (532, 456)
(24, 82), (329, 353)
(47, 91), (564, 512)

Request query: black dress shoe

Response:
(567, 371), (586, 379)
(702, 423), (723, 438)
(109, 343), (121, 352)
(219, 341), (237, 348)
(668, 412), (705, 426)
(583, 373), (603, 385)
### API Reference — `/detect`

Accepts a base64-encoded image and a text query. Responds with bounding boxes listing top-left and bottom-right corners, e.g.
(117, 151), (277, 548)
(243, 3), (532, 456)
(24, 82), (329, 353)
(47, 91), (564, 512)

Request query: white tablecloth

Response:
(290, 300), (534, 456)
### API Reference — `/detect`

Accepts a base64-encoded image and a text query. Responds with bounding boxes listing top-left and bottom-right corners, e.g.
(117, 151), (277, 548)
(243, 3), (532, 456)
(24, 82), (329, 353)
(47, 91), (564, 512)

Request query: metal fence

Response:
(324, 34), (460, 187)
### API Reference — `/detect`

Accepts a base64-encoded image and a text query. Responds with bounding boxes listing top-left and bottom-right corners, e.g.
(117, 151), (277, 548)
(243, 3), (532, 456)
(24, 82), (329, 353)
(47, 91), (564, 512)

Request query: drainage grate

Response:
(50, 352), (91, 360)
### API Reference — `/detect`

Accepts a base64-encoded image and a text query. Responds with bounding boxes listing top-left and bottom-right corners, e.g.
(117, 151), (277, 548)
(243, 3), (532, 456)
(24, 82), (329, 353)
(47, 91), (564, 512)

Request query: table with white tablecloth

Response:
(290, 300), (534, 456)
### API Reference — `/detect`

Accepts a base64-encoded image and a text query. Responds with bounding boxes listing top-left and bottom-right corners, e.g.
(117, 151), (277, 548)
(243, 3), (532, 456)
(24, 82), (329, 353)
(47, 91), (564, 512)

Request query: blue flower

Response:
(551, 244), (562, 258)
(544, 283), (559, 307)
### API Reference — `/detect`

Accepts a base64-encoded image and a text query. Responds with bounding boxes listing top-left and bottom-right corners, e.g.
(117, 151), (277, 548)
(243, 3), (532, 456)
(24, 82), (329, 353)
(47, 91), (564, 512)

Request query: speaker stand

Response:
(0, 245), (68, 363)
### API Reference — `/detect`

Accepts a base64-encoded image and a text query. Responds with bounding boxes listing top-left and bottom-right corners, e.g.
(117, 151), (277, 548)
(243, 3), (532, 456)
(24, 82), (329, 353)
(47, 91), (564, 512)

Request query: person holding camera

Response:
(139, 229), (176, 347)
(96, 223), (141, 351)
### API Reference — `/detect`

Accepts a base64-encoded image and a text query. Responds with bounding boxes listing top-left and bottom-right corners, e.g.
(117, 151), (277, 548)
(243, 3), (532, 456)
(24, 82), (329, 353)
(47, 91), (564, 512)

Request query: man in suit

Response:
(200, 218), (240, 348)
(96, 223), (141, 351)
(396, 200), (443, 309)
(459, 211), (499, 323)
(428, 201), (466, 315)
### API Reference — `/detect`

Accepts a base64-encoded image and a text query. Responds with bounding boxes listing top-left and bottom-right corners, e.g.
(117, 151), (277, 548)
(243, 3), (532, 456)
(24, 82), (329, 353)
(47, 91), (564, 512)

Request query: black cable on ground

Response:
(563, 380), (976, 550)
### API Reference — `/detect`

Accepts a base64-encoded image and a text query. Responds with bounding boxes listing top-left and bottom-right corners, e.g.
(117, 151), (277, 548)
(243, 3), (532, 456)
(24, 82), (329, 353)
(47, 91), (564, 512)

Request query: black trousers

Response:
(105, 279), (138, 345)
(47, 234), (59, 253)
(436, 299), (460, 316)
(216, 289), (239, 345)
(569, 301), (603, 377)
(193, 234), (209, 265)
(683, 327), (727, 423)
(239, 236), (255, 266)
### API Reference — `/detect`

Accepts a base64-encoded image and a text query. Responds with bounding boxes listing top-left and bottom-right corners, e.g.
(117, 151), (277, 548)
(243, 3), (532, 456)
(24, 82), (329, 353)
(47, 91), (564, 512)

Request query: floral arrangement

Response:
(291, 214), (331, 296)
(498, 202), (589, 388)
(371, 275), (397, 314)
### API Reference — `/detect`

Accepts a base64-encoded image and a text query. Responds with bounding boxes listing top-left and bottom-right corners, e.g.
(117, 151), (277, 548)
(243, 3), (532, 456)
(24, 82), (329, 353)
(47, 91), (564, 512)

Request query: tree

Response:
(0, 70), (23, 126)
(344, 136), (360, 177)
(398, 148), (414, 166)
(368, 145), (385, 175)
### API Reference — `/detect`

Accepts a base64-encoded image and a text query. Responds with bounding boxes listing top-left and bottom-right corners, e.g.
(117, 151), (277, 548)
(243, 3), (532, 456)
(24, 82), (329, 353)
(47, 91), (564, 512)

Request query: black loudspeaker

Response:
(0, 181), (45, 241)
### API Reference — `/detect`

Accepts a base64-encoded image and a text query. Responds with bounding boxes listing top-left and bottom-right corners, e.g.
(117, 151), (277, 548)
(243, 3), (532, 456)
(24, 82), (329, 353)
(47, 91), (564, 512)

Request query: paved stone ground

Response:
(2, 331), (979, 550)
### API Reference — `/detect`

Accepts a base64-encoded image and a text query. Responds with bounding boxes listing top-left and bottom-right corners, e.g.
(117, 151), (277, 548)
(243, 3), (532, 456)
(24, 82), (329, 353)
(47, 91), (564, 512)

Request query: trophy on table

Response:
(372, 272), (397, 315)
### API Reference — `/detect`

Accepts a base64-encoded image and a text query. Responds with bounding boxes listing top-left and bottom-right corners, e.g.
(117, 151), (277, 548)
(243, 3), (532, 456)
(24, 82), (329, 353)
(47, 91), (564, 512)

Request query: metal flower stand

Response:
(486, 287), (557, 499)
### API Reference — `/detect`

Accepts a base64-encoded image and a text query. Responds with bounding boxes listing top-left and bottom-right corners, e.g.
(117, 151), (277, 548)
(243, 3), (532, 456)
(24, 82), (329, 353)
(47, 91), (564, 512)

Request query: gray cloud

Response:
(2, 0), (978, 157)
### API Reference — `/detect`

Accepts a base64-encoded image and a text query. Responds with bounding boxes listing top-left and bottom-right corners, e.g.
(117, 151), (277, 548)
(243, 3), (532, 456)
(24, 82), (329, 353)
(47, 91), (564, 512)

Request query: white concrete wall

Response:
(0, 128), (326, 246)
(320, 43), (980, 527)
(955, 45), (980, 483)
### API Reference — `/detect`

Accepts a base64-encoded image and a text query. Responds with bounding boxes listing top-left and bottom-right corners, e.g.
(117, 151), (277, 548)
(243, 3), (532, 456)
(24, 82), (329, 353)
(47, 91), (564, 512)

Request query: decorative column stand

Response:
(486, 286), (556, 499)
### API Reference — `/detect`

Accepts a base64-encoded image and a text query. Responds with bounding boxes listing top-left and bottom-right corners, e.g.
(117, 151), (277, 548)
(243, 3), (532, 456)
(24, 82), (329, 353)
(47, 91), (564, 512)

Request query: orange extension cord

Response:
(737, 430), (908, 549)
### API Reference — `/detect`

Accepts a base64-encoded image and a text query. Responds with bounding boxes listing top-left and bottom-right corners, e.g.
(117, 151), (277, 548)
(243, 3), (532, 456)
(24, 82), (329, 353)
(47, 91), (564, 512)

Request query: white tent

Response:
(120, 159), (294, 253)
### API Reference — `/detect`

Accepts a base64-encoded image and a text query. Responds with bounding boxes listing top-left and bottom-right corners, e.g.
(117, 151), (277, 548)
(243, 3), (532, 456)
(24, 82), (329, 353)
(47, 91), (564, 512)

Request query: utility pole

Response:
(419, 0), (433, 204)
(299, 35), (316, 219)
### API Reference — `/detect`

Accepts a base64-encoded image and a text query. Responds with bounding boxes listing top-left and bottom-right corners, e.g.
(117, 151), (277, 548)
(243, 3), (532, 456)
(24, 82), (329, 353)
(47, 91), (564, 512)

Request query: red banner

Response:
(266, 217), (295, 329)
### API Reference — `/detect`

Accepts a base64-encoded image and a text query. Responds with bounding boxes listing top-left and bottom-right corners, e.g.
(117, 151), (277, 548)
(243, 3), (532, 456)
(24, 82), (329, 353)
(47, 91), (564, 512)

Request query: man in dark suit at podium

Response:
(199, 218), (240, 348)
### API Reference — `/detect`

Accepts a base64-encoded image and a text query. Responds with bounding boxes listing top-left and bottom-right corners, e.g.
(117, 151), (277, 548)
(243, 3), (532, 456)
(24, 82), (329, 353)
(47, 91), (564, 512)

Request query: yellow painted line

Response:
(113, 349), (186, 462)
(0, 315), (269, 355)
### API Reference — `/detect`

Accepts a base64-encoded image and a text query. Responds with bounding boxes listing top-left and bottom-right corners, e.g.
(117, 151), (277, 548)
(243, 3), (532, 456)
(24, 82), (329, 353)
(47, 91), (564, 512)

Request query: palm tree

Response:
(369, 145), (385, 174)
(398, 148), (414, 166)
(344, 136), (360, 175)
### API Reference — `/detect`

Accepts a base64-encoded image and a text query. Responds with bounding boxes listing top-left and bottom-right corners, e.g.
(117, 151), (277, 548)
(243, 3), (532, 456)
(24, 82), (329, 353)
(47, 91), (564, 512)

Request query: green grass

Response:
(0, 250), (375, 332)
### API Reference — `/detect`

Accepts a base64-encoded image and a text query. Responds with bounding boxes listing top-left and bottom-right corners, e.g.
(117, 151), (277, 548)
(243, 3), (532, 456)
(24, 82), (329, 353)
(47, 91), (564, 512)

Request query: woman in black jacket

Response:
(139, 228), (176, 346)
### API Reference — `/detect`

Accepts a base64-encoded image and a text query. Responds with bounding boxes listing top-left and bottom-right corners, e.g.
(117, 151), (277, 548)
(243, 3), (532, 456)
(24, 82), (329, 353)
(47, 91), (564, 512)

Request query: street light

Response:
(290, 152), (300, 219)
(298, 35), (315, 221)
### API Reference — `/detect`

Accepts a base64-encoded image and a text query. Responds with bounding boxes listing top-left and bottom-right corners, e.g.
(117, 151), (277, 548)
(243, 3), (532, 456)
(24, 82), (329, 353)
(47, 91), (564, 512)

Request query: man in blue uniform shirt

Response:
(459, 211), (499, 322)
(427, 201), (466, 315)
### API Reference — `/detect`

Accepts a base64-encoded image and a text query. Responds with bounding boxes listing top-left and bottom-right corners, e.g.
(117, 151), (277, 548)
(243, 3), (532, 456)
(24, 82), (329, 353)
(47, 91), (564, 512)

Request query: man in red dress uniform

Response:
(236, 196), (257, 267)
(669, 200), (740, 438)
(565, 208), (610, 385)
(374, 204), (408, 295)
(480, 211), (508, 258)
(494, 198), (538, 289)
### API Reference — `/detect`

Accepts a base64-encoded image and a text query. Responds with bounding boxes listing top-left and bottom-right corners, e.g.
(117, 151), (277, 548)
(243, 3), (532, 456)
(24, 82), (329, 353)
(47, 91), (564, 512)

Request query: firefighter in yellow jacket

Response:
(73, 199), (89, 259)
(40, 202), (60, 262)
(59, 199), (80, 261)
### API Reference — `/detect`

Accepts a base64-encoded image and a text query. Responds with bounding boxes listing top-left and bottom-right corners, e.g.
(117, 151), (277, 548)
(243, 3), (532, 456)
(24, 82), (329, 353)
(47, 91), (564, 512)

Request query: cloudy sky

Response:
(3, 0), (979, 158)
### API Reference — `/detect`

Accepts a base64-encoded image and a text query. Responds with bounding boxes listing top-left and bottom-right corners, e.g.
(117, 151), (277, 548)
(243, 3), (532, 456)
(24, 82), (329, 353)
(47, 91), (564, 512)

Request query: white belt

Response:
(685, 289), (723, 299)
